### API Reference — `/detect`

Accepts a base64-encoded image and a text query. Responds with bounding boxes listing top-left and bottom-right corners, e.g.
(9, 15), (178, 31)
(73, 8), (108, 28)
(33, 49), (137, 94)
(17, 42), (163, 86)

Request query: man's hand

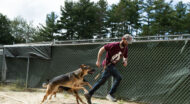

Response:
(96, 61), (101, 68)
(123, 61), (128, 67)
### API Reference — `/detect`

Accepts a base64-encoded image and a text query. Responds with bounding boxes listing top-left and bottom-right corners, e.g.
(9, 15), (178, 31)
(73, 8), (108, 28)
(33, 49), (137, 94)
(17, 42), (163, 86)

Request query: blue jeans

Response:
(89, 64), (122, 96)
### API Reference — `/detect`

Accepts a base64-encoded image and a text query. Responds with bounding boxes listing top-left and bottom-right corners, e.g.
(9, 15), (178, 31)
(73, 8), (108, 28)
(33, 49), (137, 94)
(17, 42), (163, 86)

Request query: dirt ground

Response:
(0, 90), (140, 104)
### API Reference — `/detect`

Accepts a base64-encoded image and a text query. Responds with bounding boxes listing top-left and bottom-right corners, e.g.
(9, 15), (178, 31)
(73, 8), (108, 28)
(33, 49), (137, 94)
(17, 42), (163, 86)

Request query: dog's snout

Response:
(88, 68), (96, 74)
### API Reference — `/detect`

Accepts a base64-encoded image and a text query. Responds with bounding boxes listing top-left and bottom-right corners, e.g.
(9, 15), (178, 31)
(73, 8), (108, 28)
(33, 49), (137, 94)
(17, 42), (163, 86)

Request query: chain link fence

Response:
(116, 40), (190, 104)
(0, 36), (190, 104)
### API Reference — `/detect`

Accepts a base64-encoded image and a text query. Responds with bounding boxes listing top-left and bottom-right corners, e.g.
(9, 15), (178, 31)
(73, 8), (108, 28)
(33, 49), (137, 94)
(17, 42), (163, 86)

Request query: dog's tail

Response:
(42, 79), (50, 88)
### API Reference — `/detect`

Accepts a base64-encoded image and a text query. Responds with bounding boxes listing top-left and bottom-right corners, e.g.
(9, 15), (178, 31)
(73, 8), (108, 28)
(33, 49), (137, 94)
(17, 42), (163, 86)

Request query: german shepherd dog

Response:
(42, 79), (92, 104)
(41, 64), (95, 104)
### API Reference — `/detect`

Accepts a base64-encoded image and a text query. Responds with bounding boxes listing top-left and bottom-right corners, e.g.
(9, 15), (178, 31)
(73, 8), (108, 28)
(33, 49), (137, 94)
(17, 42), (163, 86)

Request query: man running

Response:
(85, 34), (133, 104)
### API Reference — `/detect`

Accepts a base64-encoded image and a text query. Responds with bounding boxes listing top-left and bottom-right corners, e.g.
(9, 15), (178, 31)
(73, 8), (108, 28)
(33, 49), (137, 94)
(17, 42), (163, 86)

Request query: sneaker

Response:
(106, 94), (117, 102)
(84, 93), (92, 104)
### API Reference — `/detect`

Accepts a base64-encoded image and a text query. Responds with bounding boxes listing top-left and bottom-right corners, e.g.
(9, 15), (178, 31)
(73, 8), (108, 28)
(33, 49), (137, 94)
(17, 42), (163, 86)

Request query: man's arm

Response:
(96, 46), (105, 68)
(123, 57), (128, 67)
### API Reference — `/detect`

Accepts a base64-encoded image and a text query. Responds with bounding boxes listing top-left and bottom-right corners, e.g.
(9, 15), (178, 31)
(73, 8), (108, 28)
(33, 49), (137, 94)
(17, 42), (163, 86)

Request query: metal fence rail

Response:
(2, 34), (189, 46)
(53, 34), (190, 44)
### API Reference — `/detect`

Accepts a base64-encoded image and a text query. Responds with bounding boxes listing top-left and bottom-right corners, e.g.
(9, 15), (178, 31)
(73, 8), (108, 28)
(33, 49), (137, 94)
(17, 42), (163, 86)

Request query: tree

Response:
(141, 0), (155, 36)
(130, 0), (143, 35)
(114, 0), (131, 36)
(107, 4), (120, 38)
(150, 0), (174, 35)
(75, 0), (98, 39)
(11, 16), (37, 43)
(171, 1), (187, 34)
(95, 0), (109, 38)
(35, 12), (58, 41)
(107, 0), (142, 37)
(58, 0), (98, 39)
(184, 3), (190, 33)
(0, 13), (14, 44)
(58, 1), (76, 40)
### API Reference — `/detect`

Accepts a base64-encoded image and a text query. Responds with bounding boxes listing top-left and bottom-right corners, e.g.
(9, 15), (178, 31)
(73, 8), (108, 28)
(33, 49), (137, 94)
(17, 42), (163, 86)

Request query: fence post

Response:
(2, 47), (7, 82)
(26, 56), (30, 88)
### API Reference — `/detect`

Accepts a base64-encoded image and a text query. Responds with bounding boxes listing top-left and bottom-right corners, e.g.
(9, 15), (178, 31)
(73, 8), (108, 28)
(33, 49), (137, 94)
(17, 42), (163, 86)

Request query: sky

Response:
(0, 0), (189, 27)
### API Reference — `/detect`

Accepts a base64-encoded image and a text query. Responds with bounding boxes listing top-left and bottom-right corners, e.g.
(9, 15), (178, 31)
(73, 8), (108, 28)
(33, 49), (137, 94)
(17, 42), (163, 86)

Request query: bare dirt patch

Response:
(0, 90), (140, 104)
(0, 84), (142, 104)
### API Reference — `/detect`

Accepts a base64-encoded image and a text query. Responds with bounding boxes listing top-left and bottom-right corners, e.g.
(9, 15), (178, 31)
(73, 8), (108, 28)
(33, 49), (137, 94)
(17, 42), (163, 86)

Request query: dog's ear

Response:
(80, 64), (85, 68)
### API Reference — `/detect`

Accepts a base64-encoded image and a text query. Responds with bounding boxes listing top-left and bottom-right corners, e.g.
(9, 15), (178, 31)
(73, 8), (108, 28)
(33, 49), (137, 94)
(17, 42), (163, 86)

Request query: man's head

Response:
(121, 34), (133, 47)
